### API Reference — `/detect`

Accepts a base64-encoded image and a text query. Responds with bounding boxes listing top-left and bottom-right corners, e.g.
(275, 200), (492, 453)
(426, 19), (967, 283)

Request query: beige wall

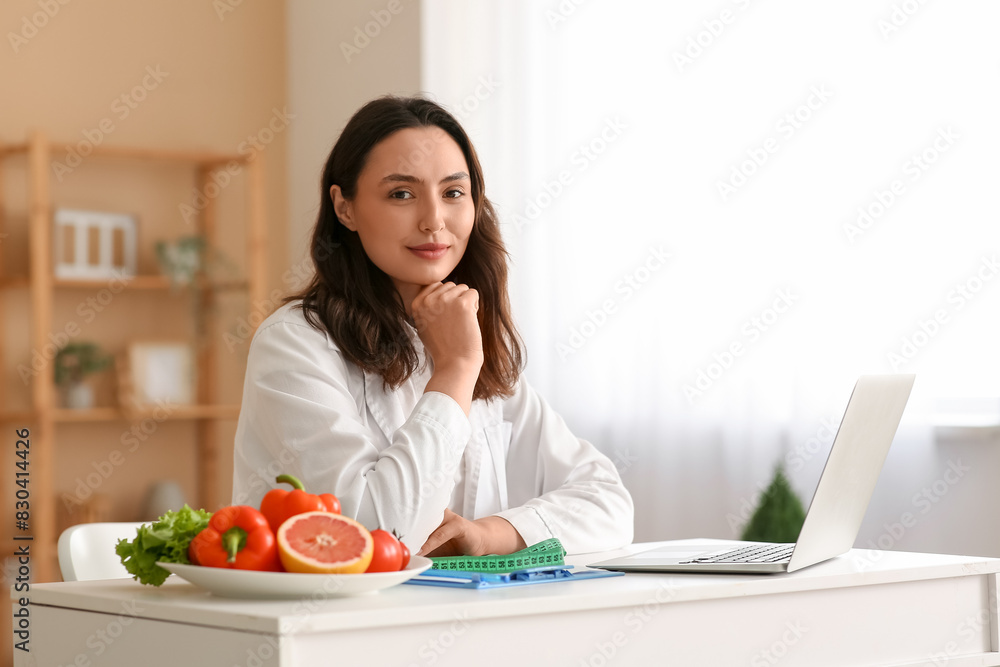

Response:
(286, 0), (422, 278)
(0, 0), (288, 532)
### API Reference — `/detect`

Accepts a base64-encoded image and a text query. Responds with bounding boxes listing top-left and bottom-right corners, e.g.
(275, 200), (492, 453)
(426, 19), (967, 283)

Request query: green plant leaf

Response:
(54, 342), (113, 386)
(740, 465), (806, 543)
(115, 504), (212, 586)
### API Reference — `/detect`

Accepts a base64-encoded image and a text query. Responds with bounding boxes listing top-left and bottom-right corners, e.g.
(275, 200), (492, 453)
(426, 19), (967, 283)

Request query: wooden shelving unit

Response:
(0, 131), (267, 582)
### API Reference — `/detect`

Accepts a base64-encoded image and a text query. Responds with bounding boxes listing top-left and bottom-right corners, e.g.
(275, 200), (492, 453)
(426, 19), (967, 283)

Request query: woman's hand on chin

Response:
(410, 281), (483, 371)
(413, 282), (484, 415)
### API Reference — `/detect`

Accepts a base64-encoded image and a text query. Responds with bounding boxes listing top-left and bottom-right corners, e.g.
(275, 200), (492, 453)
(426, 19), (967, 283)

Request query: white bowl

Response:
(156, 556), (432, 599)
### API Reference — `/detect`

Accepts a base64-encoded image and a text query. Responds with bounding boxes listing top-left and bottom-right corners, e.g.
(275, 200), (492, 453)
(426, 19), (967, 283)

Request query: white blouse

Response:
(232, 300), (634, 554)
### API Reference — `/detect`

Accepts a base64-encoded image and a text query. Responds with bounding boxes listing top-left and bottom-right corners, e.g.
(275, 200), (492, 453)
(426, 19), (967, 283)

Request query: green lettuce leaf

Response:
(115, 504), (212, 586)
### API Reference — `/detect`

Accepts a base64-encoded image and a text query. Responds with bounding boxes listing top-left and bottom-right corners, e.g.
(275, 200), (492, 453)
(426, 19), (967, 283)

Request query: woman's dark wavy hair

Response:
(285, 95), (524, 401)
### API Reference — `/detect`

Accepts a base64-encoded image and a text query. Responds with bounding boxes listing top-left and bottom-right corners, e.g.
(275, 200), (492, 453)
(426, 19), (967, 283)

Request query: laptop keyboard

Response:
(680, 543), (795, 564)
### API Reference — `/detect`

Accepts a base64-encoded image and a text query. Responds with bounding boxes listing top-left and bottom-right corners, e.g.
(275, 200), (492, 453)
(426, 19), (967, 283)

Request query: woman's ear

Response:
(330, 184), (356, 232)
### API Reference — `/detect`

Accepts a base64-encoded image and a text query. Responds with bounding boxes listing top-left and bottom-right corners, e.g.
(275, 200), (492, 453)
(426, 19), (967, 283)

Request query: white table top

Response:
(23, 539), (1000, 636)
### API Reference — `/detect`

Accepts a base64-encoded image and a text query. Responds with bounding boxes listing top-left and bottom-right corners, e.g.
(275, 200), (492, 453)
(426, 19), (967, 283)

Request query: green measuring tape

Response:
(429, 538), (566, 573)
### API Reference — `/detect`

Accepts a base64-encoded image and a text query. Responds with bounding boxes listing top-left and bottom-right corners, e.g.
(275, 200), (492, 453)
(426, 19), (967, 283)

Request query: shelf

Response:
(54, 407), (124, 422)
(117, 404), (241, 421)
(0, 129), (267, 583)
(0, 141), (245, 167)
(0, 410), (34, 423)
(0, 404), (241, 423)
(0, 274), (248, 291)
(0, 142), (28, 157)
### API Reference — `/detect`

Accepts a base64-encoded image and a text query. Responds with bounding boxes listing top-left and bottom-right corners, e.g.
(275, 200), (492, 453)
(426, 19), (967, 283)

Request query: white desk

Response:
(12, 540), (1000, 667)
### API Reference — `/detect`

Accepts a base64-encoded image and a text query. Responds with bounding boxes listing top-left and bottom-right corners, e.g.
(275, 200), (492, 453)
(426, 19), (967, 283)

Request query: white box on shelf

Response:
(121, 341), (196, 408)
(53, 208), (137, 280)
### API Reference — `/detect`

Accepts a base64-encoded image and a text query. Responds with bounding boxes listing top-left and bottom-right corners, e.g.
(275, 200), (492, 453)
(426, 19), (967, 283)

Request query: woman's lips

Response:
(407, 245), (448, 260)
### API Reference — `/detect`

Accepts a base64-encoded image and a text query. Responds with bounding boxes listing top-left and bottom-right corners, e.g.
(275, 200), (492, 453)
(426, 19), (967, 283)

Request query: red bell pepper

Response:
(260, 474), (341, 533)
(188, 505), (282, 571)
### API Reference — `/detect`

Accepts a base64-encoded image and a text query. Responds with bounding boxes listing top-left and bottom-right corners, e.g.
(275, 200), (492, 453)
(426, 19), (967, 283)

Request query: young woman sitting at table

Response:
(232, 95), (633, 557)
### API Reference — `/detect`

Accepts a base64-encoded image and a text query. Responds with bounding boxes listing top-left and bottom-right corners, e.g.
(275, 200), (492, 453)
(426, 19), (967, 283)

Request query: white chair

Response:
(57, 522), (147, 582)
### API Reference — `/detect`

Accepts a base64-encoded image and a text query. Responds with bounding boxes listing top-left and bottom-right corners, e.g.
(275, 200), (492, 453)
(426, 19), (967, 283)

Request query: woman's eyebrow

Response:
(379, 171), (470, 185)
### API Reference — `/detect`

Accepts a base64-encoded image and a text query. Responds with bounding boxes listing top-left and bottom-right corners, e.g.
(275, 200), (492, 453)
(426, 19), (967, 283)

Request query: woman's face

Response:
(331, 126), (475, 308)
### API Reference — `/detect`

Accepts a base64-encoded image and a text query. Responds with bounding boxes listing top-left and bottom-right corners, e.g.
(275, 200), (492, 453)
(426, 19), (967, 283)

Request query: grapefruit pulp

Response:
(277, 511), (374, 574)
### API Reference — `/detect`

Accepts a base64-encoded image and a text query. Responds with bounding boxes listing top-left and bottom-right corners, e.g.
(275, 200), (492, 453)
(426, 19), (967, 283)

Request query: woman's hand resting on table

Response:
(417, 509), (527, 558)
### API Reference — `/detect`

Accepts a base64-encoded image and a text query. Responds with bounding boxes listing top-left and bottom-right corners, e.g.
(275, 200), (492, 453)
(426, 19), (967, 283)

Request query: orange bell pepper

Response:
(188, 505), (282, 571)
(260, 474), (341, 533)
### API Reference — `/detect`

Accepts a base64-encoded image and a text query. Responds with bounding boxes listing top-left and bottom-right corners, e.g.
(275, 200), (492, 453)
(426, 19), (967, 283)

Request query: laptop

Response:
(589, 374), (915, 574)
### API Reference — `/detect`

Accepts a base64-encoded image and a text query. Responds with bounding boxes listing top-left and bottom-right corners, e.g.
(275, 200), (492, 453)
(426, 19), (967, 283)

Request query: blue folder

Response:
(403, 565), (624, 589)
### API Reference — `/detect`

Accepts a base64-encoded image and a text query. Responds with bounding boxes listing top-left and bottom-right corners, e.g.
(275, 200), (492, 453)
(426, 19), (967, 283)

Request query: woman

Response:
(232, 96), (633, 557)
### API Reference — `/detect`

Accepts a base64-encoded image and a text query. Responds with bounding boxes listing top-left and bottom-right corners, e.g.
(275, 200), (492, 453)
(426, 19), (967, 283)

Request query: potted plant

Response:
(155, 235), (236, 341)
(741, 464), (806, 543)
(155, 236), (206, 288)
(54, 342), (114, 409)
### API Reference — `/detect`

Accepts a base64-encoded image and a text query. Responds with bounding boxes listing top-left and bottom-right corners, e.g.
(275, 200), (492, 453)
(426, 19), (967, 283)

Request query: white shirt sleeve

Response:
(232, 316), (471, 544)
(494, 379), (635, 554)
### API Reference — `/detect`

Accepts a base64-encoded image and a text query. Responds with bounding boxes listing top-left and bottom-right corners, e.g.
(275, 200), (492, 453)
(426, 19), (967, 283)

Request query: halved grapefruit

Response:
(277, 511), (374, 574)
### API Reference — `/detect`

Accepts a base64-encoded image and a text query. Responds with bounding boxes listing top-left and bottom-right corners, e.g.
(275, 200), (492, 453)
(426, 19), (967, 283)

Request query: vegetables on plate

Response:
(366, 529), (405, 573)
(399, 535), (411, 569)
(260, 474), (341, 533)
(116, 479), (408, 586)
(188, 505), (283, 571)
(115, 504), (212, 586)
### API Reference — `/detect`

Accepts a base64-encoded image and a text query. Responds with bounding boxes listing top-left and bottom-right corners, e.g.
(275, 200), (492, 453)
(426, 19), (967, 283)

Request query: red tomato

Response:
(365, 529), (403, 572)
(399, 540), (411, 569)
(321, 493), (341, 515)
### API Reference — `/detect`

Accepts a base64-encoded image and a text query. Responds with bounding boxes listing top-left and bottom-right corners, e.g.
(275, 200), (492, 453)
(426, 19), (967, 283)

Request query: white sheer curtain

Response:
(421, 0), (1000, 549)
